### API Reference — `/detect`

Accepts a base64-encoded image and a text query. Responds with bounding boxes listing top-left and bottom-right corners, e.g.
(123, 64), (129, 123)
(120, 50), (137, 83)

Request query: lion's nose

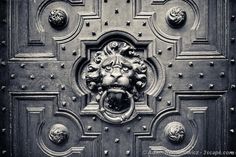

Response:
(111, 68), (122, 79)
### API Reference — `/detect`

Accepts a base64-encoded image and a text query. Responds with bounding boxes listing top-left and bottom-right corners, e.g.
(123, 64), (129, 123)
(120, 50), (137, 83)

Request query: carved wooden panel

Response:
(0, 0), (235, 157)
(9, 0), (97, 60)
(136, 92), (226, 157)
(137, 0), (227, 59)
(11, 93), (100, 157)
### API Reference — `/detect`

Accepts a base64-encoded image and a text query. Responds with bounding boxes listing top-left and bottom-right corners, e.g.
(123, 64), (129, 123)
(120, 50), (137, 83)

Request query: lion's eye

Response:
(122, 66), (129, 72)
(105, 66), (112, 71)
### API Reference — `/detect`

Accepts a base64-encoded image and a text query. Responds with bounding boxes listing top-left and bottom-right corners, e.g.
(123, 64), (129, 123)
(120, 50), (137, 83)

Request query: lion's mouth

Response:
(107, 84), (126, 93)
(104, 85), (130, 112)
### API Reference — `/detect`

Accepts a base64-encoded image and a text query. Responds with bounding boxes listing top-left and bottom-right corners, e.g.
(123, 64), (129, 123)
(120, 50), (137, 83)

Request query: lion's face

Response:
(85, 41), (147, 112)
(100, 55), (134, 91)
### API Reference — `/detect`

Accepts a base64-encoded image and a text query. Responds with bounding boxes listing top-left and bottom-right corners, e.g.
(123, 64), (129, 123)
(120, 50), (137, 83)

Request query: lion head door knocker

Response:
(85, 41), (147, 123)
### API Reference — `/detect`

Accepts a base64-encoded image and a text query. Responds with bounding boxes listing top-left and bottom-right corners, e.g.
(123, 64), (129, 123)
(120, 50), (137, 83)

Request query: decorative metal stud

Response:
(138, 32), (142, 37)
(48, 9), (68, 29)
(2, 107), (6, 112)
(142, 21), (146, 26)
(231, 15), (235, 21)
(178, 73), (183, 78)
(1, 86), (6, 91)
(104, 150), (109, 155)
(158, 50), (162, 55)
(21, 85), (27, 90)
(1, 40), (6, 46)
(41, 85), (46, 90)
(158, 96), (162, 101)
(188, 84), (193, 89)
(10, 74), (15, 79)
(168, 62), (172, 67)
(167, 101), (171, 106)
(72, 50), (77, 56)
(142, 125), (147, 130)
(61, 84), (65, 90)
(126, 150), (130, 156)
(40, 63), (44, 68)
(62, 101), (67, 107)
(92, 31), (96, 36)
(167, 46), (172, 50)
(166, 7), (187, 28)
(115, 9), (119, 14)
(86, 22), (90, 27)
(87, 126), (92, 130)
(72, 96), (76, 101)
(104, 127), (109, 131)
(209, 84), (214, 89)
(2, 128), (6, 133)
(137, 116), (142, 120)
(114, 138), (120, 143)
(168, 84), (172, 89)
(49, 124), (69, 144)
(92, 116), (96, 121)
(220, 72), (225, 78)
(230, 129), (235, 133)
(230, 58), (235, 64)
(30, 74), (35, 80)
(231, 38), (235, 43)
(104, 21), (108, 26)
(231, 84), (236, 89)
(60, 63), (65, 68)
(20, 63), (25, 68)
(127, 127), (131, 132)
(188, 61), (193, 67)
(209, 61), (214, 66)
(126, 21), (131, 26)
(1, 150), (7, 155)
(230, 107), (235, 112)
(1, 61), (6, 66)
(50, 74), (55, 79)
(61, 45), (66, 51)
(164, 122), (185, 143)
(199, 73), (204, 78)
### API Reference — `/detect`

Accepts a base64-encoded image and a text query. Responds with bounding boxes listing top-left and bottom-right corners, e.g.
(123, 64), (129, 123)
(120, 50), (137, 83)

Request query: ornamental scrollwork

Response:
(85, 41), (147, 123)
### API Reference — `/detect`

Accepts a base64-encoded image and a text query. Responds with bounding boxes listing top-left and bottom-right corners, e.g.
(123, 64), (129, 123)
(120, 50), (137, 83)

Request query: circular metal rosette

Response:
(164, 122), (186, 143)
(166, 7), (187, 28)
(99, 90), (135, 124)
(48, 9), (68, 29)
(48, 124), (69, 145)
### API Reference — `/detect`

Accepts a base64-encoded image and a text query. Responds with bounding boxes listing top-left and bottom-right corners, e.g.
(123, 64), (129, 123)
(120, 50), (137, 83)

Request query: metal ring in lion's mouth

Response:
(105, 88), (129, 113)
(99, 90), (135, 123)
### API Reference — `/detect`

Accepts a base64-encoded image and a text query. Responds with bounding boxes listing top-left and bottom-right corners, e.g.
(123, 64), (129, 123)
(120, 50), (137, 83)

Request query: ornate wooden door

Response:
(1, 0), (236, 156)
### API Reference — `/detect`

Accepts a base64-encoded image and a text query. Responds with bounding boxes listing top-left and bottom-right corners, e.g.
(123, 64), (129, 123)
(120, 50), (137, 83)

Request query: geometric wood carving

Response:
(11, 92), (99, 157)
(135, 91), (226, 156)
(8, 0), (98, 60)
(138, 0), (227, 59)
